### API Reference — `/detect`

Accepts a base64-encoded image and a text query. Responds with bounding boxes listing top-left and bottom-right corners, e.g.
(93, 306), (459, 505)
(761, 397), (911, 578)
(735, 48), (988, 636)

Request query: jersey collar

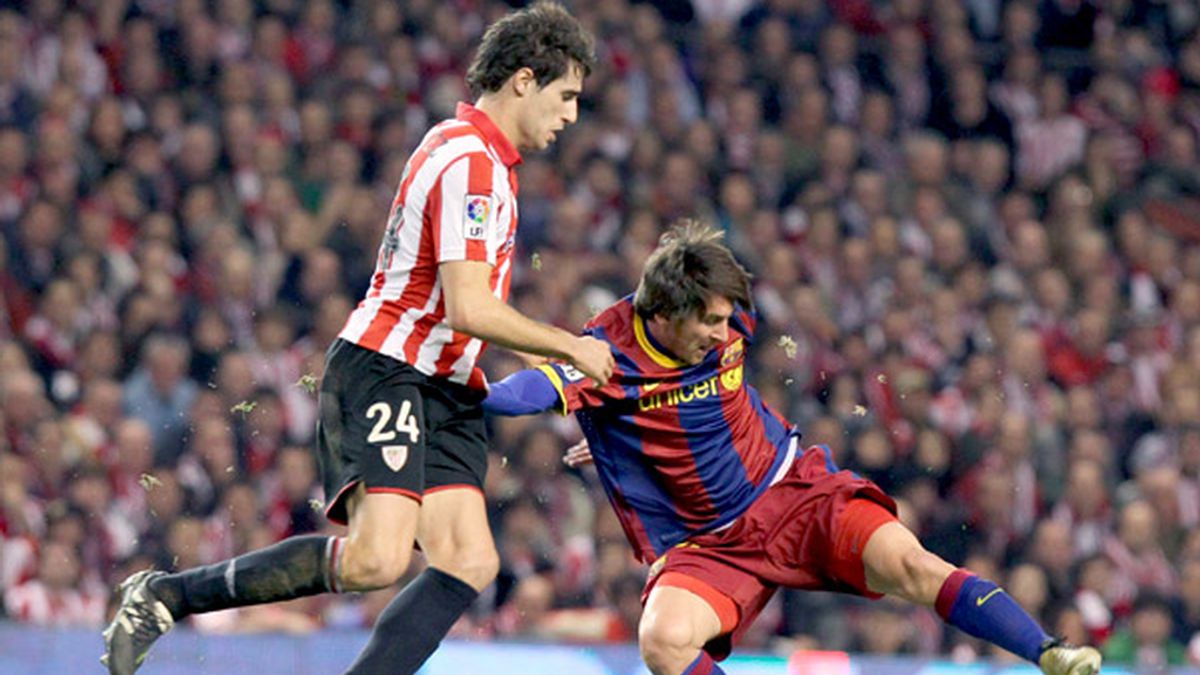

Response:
(456, 102), (522, 168)
(633, 313), (687, 369)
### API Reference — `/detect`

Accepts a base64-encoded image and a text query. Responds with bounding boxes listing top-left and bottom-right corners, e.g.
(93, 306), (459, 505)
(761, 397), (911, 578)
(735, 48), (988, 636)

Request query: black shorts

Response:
(316, 338), (488, 525)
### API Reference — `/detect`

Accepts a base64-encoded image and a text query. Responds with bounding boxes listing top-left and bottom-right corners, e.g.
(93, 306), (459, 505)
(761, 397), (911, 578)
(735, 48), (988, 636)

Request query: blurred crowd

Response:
(2, 0), (1200, 668)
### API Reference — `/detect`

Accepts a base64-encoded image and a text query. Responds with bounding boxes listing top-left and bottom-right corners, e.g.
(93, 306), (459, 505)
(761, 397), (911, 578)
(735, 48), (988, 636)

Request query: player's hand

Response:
(568, 336), (614, 386)
(563, 439), (594, 468)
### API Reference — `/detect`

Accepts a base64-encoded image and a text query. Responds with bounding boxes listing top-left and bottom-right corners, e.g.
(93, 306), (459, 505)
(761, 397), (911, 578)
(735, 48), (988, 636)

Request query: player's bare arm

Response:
(440, 259), (614, 384)
(508, 349), (552, 367)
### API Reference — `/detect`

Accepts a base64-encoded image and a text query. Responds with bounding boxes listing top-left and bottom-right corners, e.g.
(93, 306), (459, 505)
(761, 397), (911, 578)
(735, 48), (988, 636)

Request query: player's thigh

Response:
(338, 483), (422, 590)
(640, 583), (724, 652)
(861, 519), (955, 605)
(644, 543), (764, 660)
(416, 384), (496, 588)
(416, 487), (498, 590)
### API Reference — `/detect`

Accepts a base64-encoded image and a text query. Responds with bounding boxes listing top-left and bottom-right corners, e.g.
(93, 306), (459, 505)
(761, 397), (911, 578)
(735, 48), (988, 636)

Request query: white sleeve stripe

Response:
(435, 156), (472, 261)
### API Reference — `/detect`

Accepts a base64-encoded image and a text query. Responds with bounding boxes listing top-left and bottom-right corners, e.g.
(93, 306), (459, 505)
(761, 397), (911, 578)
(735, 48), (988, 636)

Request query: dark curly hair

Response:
(634, 220), (754, 321)
(466, 2), (596, 96)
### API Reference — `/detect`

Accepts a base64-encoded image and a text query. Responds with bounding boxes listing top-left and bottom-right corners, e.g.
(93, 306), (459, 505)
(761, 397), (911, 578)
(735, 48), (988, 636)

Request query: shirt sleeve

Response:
(483, 368), (561, 416)
(431, 151), (500, 265)
(732, 304), (757, 342)
(535, 362), (625, 414)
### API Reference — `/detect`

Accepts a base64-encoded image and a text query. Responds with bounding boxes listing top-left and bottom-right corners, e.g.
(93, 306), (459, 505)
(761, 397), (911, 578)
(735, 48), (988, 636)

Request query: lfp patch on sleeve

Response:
(464, 195), (491, 240)
(559, 364), (587, 382)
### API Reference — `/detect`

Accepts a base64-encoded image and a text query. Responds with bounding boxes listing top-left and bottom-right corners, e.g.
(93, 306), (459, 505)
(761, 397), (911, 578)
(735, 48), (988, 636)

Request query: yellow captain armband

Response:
(535, 364), (570, 416)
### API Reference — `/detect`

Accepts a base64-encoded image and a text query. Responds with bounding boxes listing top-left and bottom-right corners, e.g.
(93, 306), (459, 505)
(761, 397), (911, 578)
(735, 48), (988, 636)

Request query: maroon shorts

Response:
(642, 444), (898, 660)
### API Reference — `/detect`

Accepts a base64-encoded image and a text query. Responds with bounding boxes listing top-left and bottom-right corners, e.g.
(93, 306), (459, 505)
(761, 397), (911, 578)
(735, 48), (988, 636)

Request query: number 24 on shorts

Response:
(366, 400), (420, 472)
(366, 400), (421, 444)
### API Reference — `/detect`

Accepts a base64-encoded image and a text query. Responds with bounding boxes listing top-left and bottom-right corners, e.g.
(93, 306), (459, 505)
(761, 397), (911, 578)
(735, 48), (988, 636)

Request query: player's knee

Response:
(892, 546), (945, 603)
(639, 614), (696, 674)
(434, 545), (499, 591)
(338, 540), (411, 591)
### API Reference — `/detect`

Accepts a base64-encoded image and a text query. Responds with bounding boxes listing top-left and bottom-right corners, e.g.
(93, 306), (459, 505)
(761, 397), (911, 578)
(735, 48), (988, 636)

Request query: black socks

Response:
(344, 568), (479, 675)
(150, 535), (340, 619)
(147, 538), (478, 675)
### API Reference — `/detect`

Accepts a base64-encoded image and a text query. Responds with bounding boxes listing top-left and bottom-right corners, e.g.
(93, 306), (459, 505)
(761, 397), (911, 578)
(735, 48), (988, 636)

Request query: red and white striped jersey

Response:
(339, 103), (522, 390)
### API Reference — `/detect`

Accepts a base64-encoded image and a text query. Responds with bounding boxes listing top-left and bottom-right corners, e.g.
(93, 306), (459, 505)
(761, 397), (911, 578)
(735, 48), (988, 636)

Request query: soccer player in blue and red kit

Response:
(484, 221), (1101, 675)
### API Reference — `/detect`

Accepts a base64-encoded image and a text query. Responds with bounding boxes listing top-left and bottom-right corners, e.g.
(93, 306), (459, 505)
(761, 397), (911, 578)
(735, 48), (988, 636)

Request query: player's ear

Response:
(510, 67), (536, 96)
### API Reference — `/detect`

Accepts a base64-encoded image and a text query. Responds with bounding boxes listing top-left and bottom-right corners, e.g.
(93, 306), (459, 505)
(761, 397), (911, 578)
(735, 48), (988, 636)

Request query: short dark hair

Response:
(634, 220), (754, 321)
(466, 2), (595, 96)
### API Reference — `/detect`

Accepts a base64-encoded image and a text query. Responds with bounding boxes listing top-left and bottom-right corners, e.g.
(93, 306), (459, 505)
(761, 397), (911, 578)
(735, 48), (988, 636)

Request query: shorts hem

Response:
(656, 571), (740, 634)
(325, 481), (424, 525)
(832, 497), (899, 598)
(365, 486), (424, 503)
(423, 483), (483, 496)
(324, 480), (360, 526)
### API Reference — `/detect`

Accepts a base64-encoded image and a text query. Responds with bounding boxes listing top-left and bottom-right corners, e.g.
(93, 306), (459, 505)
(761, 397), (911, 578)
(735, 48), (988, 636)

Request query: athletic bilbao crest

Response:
(464, 195), (490, 240)
(382, 445), (409, 472)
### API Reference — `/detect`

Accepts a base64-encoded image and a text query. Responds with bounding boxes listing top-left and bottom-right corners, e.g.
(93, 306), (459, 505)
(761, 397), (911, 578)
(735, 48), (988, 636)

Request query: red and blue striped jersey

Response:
(538, 296), (797, 562)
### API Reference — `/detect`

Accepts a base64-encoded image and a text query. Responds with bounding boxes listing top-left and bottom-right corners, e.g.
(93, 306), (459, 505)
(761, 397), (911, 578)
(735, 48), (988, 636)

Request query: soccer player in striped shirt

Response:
(484, 221), (1101, 675)
(102, 4), (613, 674)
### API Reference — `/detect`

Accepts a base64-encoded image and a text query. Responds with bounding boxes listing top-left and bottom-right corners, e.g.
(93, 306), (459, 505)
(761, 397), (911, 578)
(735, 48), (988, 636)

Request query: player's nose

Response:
(712, 322), (729, 343)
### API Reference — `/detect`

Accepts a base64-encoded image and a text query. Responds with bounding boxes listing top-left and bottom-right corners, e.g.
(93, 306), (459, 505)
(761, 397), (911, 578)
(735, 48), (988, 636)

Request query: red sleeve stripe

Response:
(465, 152), (494, 262)
(467, 151), (494, 193)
